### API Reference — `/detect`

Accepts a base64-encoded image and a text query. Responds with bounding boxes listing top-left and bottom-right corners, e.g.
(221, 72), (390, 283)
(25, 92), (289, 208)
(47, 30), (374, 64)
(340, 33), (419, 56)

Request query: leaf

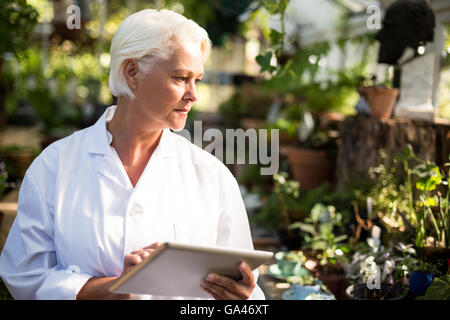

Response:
(394, 144), (414, 162)
(334, 235), (348, 243)
(289, 222), (315, 235)
(269, 28), (282, 46)
(413, 163), (442, 191)
(416, 275), (450, 300)
(255, 51), (276, 73)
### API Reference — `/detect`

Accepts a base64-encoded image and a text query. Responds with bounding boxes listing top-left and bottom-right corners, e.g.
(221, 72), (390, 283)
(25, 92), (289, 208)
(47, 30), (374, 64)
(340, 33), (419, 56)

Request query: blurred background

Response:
(0, 0), (450, 300)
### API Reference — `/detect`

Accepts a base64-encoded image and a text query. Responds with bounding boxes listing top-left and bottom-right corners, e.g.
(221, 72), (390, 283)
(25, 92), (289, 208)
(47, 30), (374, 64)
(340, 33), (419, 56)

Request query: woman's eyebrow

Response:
(172, 69), (204, 77)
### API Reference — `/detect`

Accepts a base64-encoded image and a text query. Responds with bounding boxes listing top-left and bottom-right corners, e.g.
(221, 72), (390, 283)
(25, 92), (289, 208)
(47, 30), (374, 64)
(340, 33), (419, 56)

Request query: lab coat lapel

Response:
(96, 153), (133, 190)
(87, 107), (176, 190)
(137, 128), (176, 187)
(87, 106), (133, 190)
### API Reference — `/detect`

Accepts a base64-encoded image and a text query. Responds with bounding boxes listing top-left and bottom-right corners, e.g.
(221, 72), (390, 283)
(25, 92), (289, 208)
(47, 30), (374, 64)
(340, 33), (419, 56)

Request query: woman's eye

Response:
(175, 77), (188, 82)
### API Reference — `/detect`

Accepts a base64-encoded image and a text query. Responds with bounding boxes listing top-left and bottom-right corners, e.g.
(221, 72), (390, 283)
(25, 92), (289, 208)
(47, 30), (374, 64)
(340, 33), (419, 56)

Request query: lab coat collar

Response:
(88, 106), (177, 190)
(87, 105), (176, 159)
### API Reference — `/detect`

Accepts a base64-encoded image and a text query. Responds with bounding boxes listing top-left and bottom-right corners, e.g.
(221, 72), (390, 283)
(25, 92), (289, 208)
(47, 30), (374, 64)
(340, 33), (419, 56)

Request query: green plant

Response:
(290, 203), (347, 251)
(346, 241), (418, 286)
(0, 0), (39, 127)
(396, 146), (449, 249)
(251, 172), (301, 232)
(286, 272), (316, 287)
(255, 0), (291, 75)
(364, 146), (449, 250)
(416, 275), (450, 300)
(274, 172), (300, 229)
(411, 259), (443, 276)
(0, 0), (39, 58)
(218, 84), (274, 128)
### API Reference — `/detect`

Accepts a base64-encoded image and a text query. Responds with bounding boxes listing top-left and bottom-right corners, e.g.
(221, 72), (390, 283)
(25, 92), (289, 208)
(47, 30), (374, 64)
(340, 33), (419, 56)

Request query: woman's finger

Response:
(123, 253), (142, 274)
(204, 273), (244, 298)
(200, 284), (221, 300)
(201, 280), (241, 300)
(143, 242), (163, 250)
(238, 261), (255, 288)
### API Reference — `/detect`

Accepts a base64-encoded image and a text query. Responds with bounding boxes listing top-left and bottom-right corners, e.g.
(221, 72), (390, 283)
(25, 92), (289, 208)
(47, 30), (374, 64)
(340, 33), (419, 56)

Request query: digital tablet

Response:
(109, 241), (274, 298)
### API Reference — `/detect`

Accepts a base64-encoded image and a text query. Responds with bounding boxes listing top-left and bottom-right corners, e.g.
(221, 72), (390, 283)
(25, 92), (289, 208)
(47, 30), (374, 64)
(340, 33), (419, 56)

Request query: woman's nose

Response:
(184, 80), (198, 102)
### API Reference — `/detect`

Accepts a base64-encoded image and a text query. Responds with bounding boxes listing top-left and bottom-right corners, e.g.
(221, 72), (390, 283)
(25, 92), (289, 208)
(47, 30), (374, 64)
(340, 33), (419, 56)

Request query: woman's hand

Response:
(122, 242), (163, 274)
(200, 261), (256, 300)
(76, 242), (163, 300)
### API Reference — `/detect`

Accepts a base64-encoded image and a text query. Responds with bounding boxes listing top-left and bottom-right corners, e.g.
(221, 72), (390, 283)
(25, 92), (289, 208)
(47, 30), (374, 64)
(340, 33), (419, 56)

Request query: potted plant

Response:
(345, 239), (415, 300)
(289, 203), (349, 298)
(273, 250), (307, 277)
(251, 172), (305, 250)
(357, 75), (399, 120)
(280, 110), (338, 190)
(409, 259), (443, 296)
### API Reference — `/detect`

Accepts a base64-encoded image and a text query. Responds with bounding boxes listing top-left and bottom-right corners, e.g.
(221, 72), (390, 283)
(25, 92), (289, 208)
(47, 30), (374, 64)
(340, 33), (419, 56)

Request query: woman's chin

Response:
(170, 121), (187, 132)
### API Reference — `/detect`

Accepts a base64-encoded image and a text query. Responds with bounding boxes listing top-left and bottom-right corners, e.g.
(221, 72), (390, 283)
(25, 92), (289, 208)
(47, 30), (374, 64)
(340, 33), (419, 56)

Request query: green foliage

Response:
(4, 46), (84, 136)
(0, 0), (39, 57)
(416, 275), (450, 300)
(255, 51), (276, 74)
(238, 163), (272, 192)
(411, 259), (443, 276)
(251, 172), (300, 231)
(346, 242), (418, 286)
(260, 46), (361, 114)
(255, 0), (291, 74)
(164, 0), (254, 46)
(290, 203), (347, 253)
(413, 163), (442, 192)
(218, 84), (274, 128)
(361, 145), (450, 249)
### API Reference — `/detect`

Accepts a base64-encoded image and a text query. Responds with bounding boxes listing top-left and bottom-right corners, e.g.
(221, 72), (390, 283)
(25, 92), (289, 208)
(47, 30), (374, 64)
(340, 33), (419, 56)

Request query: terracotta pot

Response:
(359, 86), (399, 120)
(283, 147), (335, 190)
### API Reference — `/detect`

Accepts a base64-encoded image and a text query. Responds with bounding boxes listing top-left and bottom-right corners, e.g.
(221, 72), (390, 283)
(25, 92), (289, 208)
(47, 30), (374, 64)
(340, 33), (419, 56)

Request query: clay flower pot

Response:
(282, 147), (335, 190)
(359, 86), (399, 120)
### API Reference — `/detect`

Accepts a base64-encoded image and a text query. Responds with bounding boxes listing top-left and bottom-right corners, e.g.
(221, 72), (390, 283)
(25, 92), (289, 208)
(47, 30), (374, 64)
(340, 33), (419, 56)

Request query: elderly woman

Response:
(0, 9), (264, 300)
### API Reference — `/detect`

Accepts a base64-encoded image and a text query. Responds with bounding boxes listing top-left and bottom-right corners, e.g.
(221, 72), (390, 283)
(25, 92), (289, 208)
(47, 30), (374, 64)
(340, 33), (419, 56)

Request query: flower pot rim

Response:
(345, 283), (407, 300)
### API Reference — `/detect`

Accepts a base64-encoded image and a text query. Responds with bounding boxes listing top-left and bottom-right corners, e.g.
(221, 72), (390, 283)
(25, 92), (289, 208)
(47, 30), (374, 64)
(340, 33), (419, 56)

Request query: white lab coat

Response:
(0, 105), (265, 300)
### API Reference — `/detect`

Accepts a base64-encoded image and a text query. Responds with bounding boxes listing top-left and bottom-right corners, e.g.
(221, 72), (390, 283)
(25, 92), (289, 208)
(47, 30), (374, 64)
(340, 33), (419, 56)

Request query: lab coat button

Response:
(130, 203), (143, 216)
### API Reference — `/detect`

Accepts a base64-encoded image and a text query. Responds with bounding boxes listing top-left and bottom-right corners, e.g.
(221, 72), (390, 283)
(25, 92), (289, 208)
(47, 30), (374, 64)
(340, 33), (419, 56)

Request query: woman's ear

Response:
(123, 59), (139, 92)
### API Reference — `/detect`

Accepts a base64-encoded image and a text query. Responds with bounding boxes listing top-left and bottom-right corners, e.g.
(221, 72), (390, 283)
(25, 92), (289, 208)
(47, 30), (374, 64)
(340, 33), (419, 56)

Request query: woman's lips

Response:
(174, 108), (190, 116)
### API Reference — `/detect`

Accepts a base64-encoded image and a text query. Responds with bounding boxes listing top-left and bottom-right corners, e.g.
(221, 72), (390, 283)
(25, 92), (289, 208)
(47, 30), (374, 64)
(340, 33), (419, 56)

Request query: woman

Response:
(0, 9), (265, 300)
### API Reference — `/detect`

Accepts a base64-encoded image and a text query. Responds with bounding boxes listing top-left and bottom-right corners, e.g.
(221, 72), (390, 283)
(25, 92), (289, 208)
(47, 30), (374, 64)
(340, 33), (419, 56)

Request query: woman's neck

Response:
(107, 98), (163, 168)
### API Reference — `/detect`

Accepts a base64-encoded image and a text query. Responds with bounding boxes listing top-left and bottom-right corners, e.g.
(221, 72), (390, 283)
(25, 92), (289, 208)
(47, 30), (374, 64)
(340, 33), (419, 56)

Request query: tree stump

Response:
(336, 114), (450, 189)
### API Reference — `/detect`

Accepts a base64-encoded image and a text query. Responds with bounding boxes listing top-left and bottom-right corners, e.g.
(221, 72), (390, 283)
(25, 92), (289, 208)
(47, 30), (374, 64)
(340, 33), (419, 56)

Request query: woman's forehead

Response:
(163, 43), (205, 75)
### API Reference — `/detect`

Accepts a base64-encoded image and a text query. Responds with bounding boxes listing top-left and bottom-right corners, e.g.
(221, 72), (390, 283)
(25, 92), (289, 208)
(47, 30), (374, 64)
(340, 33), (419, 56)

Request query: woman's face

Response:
(133, 41), (205, 131)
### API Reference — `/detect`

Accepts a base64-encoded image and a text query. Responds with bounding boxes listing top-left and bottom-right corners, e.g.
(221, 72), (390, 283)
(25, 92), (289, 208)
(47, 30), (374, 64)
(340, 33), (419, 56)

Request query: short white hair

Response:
(109, 9), (211, 99)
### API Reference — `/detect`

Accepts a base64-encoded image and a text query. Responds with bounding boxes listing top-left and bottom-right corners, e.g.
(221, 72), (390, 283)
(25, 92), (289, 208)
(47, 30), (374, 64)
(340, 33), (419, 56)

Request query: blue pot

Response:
(409, 271), (434, 295)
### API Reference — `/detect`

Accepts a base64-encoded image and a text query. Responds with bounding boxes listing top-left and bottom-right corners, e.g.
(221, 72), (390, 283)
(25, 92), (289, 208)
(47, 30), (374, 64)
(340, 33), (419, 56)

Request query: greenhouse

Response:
(0, 0), (449, 302)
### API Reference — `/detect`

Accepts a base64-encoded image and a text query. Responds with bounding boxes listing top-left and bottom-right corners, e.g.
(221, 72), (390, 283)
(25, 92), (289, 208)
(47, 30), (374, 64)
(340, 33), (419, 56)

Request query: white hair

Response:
(109, 9), (211, 99)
